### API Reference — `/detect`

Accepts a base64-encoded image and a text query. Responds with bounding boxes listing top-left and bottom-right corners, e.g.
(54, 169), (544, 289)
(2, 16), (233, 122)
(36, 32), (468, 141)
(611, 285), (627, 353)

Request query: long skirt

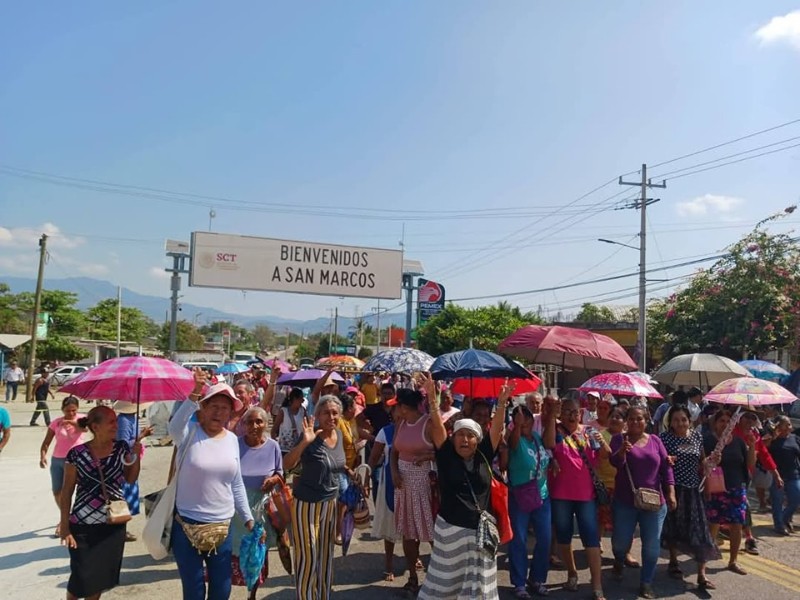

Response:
(67, 522), (126, 597)
(372, 459), (400, 542)
(661, 485), (721, 563)
(395, 459), (435, 542)
(417, 515), (499, 600)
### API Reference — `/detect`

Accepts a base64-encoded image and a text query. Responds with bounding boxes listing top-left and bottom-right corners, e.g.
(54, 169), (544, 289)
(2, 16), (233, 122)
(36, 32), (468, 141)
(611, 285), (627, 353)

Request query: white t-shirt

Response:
(4, 367), (23, 383)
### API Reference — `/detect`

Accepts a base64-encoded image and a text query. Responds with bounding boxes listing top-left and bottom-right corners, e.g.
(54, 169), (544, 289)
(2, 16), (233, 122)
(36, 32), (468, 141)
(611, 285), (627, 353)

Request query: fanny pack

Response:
(175, 514), (230, 554)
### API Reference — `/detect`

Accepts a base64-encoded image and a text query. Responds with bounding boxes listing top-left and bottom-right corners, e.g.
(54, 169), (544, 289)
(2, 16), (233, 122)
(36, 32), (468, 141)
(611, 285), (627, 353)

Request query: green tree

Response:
(357, 346), (374, 360)
(157, 320), (206, 353)
(574, 303), (616, 323)
(251, 324), (277, 351)
(15, 289), (88, 362)
(199, 321), (256, 352)
(417, 302), (543, 356)
(293, 340), (317, 361)
(0, 283), (28, 333)
(85, 298), (158, 343)
(656, 226), (800, 359)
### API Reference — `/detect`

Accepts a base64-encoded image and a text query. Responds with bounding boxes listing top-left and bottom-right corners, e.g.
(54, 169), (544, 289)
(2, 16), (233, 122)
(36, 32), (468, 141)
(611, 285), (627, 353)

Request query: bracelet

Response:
(189, 392), (202, 399)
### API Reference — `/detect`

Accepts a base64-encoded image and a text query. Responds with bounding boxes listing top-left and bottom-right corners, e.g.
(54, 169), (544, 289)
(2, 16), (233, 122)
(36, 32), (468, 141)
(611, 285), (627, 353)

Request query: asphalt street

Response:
(1, 395), (799, 599)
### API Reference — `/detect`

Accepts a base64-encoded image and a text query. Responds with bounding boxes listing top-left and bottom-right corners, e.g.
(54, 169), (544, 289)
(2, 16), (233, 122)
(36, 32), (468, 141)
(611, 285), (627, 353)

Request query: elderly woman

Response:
(767, 415), (800, 535)
(168, 374), (254, 600)
(390, 387), (436, 594)
(232, 406), (283, 600)
(507, 404), (552, 599)
(285, 395), (346, 600)
(416, 375), (509, 600)
(60, 406), (147, 600)
(546, 397), (606, 600)
(703, 409), (756, 575)
(609, 404), (676, 599)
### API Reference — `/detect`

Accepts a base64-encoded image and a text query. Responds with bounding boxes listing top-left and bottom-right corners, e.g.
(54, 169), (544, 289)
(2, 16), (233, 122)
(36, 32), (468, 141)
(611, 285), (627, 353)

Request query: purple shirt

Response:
(609, 434), (674, 507)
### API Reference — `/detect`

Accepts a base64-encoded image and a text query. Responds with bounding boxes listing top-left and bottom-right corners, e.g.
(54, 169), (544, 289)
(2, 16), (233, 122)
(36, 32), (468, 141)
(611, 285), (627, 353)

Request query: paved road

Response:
(1, 396), (799, 599)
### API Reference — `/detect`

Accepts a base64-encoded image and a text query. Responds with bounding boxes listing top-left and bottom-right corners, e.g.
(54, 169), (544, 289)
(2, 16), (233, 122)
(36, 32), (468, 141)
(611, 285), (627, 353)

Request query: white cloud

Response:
(0, 253), (38, 274)
(149, 266), (170, 280)
(676, 194), (745, 218)
(0, 223), (85, 250)
(755, 10), (800, 51)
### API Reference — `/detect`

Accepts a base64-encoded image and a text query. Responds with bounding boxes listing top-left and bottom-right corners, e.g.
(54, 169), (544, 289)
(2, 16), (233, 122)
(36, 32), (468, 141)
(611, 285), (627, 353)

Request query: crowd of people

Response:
(7, 357), (800, 600)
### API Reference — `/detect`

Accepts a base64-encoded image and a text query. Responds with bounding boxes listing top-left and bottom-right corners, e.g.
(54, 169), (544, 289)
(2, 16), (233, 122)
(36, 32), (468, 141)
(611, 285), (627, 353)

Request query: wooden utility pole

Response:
(25, 234), (48, 403)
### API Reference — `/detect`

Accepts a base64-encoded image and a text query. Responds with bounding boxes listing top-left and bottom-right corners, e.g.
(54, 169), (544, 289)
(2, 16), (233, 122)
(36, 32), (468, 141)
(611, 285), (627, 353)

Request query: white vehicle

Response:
(33, 365), (91, 386)
(232, 351), (257, 364)
(180, 362), (220, 372)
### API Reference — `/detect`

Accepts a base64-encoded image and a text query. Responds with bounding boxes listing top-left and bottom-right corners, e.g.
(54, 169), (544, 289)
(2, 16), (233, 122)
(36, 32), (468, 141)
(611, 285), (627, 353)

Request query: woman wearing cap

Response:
(506, 403), (552, 598)
(703, 409), (756, 576)
(390, 387), (436, 594)
(767, 415), (800, 535)
(271, 387), (308, 460)
(547, 397), (607, 600)
(232, 406), (283, 600)
(39, 396), (85, 537)
(113, 400), (153, 542)
(168, 369), (255, 600)
(415, 375), (510, 600)
(284, 394), (347, 600)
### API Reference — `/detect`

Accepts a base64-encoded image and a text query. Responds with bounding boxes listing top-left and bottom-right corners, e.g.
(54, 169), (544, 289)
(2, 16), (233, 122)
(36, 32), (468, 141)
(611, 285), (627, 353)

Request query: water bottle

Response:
(585, 426), (601, 451)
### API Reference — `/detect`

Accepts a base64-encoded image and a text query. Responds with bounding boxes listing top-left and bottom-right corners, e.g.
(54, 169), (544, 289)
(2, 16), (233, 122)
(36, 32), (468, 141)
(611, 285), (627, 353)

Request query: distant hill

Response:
(0, 276), (406, 334)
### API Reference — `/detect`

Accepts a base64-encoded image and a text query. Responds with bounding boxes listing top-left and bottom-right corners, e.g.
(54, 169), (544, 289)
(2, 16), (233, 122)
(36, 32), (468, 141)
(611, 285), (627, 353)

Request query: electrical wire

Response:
(662, 142), (800, 182)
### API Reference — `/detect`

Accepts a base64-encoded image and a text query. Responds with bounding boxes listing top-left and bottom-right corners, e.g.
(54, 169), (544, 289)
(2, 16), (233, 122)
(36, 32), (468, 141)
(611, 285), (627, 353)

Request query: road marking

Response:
(719, 548), (800, 593)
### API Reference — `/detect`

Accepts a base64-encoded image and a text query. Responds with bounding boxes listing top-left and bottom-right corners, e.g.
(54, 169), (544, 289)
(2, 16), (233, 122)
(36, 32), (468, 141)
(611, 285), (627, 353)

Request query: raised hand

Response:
(270, 367), (281, 385)
(300, 416), (317, 444)
(498, 379), (516, 402)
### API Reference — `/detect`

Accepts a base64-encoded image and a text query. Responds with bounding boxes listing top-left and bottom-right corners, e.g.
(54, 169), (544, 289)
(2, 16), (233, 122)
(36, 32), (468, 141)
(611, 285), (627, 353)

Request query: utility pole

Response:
(327, 309), (334, 355)
(116, 286), (122, 357)
(25, 234), (48, 403)
(165, 240), (191, 361)
(619, 163), (666, 372)
(333, 307), (339, 354)
(372, 299), (381, 354)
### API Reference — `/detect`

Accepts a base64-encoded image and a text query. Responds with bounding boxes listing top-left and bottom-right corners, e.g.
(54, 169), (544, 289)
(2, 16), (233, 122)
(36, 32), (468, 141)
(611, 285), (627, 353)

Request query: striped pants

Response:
(290, 498), (337, 600)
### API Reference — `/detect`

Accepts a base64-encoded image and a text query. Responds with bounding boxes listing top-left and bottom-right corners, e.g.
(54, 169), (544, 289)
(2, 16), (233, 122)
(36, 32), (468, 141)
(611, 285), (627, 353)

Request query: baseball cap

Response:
(345, 386), (360, 395)
(200, 382), (244, 413)
(587, 391), (601, 400)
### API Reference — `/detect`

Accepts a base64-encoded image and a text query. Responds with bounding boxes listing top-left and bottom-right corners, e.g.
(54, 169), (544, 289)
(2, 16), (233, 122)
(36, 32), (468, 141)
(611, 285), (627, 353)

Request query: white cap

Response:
(200, 382), (243, 413)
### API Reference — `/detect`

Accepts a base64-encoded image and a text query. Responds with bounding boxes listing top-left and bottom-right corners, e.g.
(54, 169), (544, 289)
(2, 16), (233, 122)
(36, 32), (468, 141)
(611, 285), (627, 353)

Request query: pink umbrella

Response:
(498, 325), (637, 372)
(704, 376), (797, 407)
(450, 374), (542, 397)
(260, 358), (292, 371)
(577, 372), (662, 399)
(60, 356), (198, 428)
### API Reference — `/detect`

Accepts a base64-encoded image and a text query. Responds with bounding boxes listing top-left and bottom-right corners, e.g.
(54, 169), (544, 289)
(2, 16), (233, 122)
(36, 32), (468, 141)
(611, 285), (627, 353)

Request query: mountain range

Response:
(1, 276), (407, 334)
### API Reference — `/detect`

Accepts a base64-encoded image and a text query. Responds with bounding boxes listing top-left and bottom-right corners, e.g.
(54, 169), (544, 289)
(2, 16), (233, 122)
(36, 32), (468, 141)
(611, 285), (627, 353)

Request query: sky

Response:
(2, 1), (800, 326)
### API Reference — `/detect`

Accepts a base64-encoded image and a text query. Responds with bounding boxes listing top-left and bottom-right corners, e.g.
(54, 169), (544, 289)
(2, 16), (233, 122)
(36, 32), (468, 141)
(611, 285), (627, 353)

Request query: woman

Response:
(703, 409), (755, 575)
(507, 404), (551, 599)
(60, 406), (147, 600)
(390, 387), (436, 594)
(767, 415), (800, 535)
(336, 394), (369, 544)
(659, 405), (720, 590)
(168, 376), (255, 600)
(546, 397), (606, 600)
(271, 387), (307, 458)
(367, 398), (402, 581)
(40, 396), (85, 537)
(609, 404), (676, 599)
(285, 395), (346, 600)
(233, 406), (283, 600)
(417, 375), (510, 600)
(30, 367), (55, 426)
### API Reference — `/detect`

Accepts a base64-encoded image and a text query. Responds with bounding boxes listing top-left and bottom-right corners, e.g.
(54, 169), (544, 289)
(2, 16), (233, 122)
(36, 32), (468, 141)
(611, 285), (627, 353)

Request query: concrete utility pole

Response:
(165, 241), (191, 361)
(372, 300), (381, 354)
(619, 163), (666, 372)
(25, 234), (48, 403)
(116, 286), (122, 357)
(333, 307), (339, 353)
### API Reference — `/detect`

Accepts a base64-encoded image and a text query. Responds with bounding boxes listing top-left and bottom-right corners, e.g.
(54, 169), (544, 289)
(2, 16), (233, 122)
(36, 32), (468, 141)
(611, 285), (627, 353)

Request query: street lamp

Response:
(597, 237), (646, 371)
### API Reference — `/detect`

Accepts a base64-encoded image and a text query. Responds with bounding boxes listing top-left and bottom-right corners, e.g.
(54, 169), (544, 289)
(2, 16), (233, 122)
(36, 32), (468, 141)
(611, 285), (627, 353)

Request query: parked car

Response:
(33, 365), (91, 387)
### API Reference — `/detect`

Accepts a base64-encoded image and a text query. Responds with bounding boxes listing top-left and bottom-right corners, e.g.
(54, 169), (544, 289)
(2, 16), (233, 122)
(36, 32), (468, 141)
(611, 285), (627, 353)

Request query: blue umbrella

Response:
(738, 360), (789, 382)
(276, 368), (344, 388)
(217, 362), (249, 375)
(430, 348), (533, 381)
(362, 348), (435, 374)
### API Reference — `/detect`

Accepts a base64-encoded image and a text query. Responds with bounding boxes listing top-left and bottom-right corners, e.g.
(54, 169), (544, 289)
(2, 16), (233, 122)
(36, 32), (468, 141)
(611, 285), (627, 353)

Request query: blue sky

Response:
(2, 2), (800, 324)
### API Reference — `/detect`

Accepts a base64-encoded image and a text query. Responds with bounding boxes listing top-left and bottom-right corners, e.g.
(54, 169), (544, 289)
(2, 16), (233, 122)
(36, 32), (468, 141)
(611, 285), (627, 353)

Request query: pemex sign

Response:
(189, 232), (403, 299)
(417, 278), (445, 325)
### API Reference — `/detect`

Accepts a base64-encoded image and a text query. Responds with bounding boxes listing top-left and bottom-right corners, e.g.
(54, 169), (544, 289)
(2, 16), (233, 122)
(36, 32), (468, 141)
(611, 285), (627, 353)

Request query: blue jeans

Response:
(171, 517), (233, 600)
(509, 493), (551, 587)
(771, 477), (800, 530)
(612, 501), (667, 585)
(551, 498), (600, 547)
(5, 381), (18, 401)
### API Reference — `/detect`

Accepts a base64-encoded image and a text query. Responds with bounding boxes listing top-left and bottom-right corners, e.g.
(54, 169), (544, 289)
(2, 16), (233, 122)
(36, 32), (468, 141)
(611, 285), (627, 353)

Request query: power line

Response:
(663, 142), (800, 182)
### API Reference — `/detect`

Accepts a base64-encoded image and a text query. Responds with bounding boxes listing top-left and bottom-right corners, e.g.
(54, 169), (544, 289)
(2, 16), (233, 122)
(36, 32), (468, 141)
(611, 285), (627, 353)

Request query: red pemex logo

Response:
(418, 280), (443, 303)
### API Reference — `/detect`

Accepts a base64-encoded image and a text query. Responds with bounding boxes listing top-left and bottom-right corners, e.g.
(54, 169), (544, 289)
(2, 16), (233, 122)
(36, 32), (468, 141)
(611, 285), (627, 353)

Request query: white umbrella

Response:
(652, 353), (751, 388)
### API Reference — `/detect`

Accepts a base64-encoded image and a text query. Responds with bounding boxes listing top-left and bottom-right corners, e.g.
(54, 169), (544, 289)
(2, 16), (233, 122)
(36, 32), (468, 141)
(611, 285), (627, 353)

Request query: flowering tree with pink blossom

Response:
(650, 224), (800, 360)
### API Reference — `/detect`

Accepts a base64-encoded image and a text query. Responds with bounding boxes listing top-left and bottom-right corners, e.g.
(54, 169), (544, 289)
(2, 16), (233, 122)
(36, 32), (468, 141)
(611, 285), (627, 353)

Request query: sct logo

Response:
(216, 253), (237, 262)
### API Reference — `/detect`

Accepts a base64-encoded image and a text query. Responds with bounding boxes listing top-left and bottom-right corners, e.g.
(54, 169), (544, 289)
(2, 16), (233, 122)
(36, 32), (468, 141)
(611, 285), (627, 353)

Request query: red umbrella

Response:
(498, 325), (637, 372)
(450, 374), (542, 397)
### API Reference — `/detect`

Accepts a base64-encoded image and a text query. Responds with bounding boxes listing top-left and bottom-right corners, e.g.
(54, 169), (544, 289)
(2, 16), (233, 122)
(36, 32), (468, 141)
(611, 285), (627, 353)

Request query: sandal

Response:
(698, 578), (716, 590)
(668, 561), (683, 579)
(415, 558), (424, 571)
(564, 573), (578, 592)
(513, 587), (533, 600)
(402, 577), (420, 594)
(550, 556), (565, 570)
(591, 591), (606, 600)
(612, 561), (624, 582)
(383, 571), (395, 582)
(624, 557), (641, 568)
(727, 562), (747, 575)
(528, 581), (549, 597)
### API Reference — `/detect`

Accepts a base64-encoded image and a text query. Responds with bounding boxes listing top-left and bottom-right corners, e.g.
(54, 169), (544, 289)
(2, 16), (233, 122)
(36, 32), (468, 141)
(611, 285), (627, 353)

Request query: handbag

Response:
(704, 465), (727, 494)
(464, 461), (501, 557)
(477, 451), (513, 545)
(143, 425), (196, 560)
(353, 464), (372, 529)
(266, 477), (294, 532)
(571, 429), (611, 507)
(89, 445), (132, 525)
(511, 436), (544, 512)
(625, 462), (662, 512)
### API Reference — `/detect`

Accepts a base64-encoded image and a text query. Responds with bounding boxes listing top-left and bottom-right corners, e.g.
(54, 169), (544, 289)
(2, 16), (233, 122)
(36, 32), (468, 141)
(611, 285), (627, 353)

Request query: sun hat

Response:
(113, 400), (140, 415)
(200, 382), (244, 413)
(453, 418), (484, 441)
(586, 391), (601, 400)
(345, 386), (360, 395)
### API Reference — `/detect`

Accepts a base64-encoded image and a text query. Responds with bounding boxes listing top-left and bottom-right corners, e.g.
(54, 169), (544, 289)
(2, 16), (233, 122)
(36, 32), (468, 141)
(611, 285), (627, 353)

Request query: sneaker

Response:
(744, 539), (759, 555)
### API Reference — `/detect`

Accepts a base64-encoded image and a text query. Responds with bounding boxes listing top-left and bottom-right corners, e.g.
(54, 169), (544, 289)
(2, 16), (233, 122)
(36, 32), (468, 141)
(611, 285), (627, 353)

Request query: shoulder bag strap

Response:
(87, 444), (112, 504)
(624, 460), (638, 493)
